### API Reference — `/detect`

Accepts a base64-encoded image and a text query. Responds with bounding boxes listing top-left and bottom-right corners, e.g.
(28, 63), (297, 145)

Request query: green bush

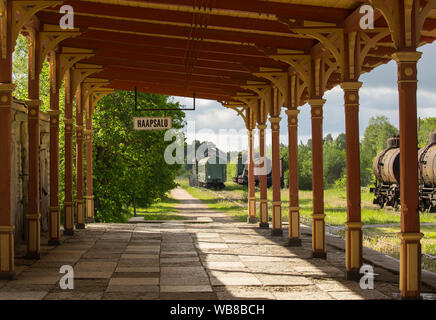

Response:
(93, 91), (185, 222)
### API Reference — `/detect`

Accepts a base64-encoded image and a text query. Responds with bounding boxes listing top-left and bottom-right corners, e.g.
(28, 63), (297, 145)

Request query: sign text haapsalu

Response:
(133, 117), (172, 130)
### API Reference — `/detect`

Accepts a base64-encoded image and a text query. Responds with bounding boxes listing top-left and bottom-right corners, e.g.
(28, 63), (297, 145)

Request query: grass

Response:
(129, 195), (187, 221)
(177, 177), (436, 271)
(363, 225), (436, 272)
(176, 178), (248, 222)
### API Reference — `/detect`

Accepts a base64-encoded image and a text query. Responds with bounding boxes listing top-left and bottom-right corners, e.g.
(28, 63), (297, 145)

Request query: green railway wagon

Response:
(190, 155), (227, 190)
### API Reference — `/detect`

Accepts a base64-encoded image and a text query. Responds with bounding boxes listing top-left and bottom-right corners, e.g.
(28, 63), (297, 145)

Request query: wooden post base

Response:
(286, 238), (302, 247)
(247, 217), (258, 224)
(0, 227), (15, 278)
(259, 222), (269, 229)
(312, 251), (327, 259)
(76, 223), (85, 230)
(345, 269), (361, 281)
(399, 232), (423, 299)
(271, 229), (283, 236)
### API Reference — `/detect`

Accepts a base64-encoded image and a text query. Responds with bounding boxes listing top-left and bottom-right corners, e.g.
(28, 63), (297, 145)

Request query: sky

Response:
(171, 43), (436, 152)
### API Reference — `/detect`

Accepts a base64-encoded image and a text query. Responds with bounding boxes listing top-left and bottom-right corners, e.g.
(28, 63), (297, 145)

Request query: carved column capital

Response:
(286, 109), (300, 127)
(308, 100), (324, 120)
(269, 116), (281, 132)
(0, 83), (16, 108)
(26, 99), (42, 119)
(393, 52), (422, 84)
(340, 81), (363, 91)
(392, 51), (423, 63)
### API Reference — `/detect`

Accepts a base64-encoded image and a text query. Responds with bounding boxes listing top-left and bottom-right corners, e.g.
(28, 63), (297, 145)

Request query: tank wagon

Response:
(371, 132), (436, 212)
(371, 136), (401, 209)
(189, 154), (227, 190)
(232, 153), (284, 188)
(418, 132), (436, 212)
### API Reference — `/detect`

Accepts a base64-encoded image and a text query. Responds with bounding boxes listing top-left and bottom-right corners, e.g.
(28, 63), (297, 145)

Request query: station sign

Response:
(133, 117), (172, 130)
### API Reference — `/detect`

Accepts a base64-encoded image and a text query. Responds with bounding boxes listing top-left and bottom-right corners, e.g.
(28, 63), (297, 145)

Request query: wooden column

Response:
(258, 124), (269, 228)
(75, 83), (85, 229)
(270, 115), (282, 236)
(308, 99), (326, 258)
(25, 30), (41, 260)
(85, 96), (94, 222)
(341, 82), (363, 279)
(247, 128), (256, 223)
(47, 52), (61, 245)
(63, 68), (74, 235)
(393, 51), (423, 299)
(286, 109), (301, 246)
(0, 1), (16, 278)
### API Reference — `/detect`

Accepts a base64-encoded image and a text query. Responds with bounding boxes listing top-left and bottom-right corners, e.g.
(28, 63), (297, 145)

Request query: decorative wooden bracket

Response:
(59, 47), (95, 89)
(289, 73), (308, 108)
(89, 87), (114, 116)
(38, 24), (81, 75)
(222, 100), (248, 127)
(270, 54), (311, 91)
(287, 27), (345, 74)
(240, 81), (271, 125)
(352, 29), (392, 80)
(71, 63), (104, 113)
(369, 0), (436, 49)
(3, 0), (62, 59)
(278, 23), (392, 82)
(82, 78), (110, 115)
(252, 67), (289, 110)
(230, 93), (258, 130)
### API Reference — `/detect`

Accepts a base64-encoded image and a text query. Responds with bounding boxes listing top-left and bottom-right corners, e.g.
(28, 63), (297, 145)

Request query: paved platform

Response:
(1, 187), (435, 300)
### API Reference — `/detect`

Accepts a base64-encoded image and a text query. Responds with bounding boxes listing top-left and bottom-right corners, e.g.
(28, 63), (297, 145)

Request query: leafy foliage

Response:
(13, 34), (51, 111)
(92, 91), (185, 222)
(418, 117), (436, 148)
(323, 133), (346, 186)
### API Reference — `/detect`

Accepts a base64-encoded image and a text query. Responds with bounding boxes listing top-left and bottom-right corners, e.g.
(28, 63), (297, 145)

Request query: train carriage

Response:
(189, 154), (227, 190)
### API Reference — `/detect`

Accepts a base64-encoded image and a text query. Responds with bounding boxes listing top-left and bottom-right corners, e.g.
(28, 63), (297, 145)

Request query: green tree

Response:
(323, 133), (346, 186)
(13, 34), (51, 111)
(298, 143), (313, 190)
(92, 91), (185, 222)
(418, 117), (436, 148)
(360, 115), (398, 186)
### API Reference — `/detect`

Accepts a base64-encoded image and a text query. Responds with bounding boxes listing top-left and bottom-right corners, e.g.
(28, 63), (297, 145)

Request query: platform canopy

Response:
(33, 0), (436, 102)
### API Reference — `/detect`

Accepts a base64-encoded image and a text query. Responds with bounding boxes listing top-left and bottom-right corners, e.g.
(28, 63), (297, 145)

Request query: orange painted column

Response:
(269, 116), (282, 236)
(393, 51), (423, 299)
(63, 69), (74, 235)
(308, 99), (326, 259)
(76, 84), (85, 229)
(341, 82), (363, 279)
(48, 53), (61, 245)
(0, 2), (16, 278)
(286, 109), (301, 246)
(85, 96), (94, 222)
(258, 124), (269, 228)
(25, 31), (41, 260)
(247, 129), (256, 223)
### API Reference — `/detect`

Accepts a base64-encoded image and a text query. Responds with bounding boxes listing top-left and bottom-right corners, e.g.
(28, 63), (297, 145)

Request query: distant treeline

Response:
(180, 115), (436, 191)
(280, 115), (436, 190)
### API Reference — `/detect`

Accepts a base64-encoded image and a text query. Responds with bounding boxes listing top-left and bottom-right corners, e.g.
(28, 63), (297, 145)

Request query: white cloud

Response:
(169, 43), (436, 151)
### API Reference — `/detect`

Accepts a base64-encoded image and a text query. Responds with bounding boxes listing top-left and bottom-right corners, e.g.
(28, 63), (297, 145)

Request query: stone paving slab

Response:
(160, 285), (213, 293)
(1, 187), (435, 300)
